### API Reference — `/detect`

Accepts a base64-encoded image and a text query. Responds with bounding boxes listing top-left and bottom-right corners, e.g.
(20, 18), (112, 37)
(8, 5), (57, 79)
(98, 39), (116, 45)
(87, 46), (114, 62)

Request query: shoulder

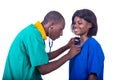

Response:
(88, 37), (97, 42)
(87, 37), (102, 48)
(17, 24), (42, 40)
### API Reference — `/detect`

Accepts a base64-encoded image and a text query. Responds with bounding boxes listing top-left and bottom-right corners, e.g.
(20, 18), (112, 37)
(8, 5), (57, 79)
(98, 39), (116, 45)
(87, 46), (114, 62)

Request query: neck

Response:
(81, 37), (88, 42)
(80, 36), (89, 46)
(41, 23), (48, 36)
(41, 22), (53, 36)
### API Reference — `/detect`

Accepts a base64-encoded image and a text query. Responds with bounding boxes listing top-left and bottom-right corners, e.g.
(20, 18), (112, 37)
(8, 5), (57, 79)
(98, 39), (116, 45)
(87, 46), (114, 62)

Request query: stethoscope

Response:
(48, 37), (53, 54)
(48, 27), (53, 54)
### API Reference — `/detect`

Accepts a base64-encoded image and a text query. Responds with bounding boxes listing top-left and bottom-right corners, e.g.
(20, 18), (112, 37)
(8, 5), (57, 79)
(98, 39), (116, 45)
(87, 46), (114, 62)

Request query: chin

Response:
(50, 36), (59, 41)
(51, 37), (56, 41)
(53, 37), (59, 41)
(74, 32), (79, 34)
(52, 39), (56, 41)
(75, 33), (80, 35)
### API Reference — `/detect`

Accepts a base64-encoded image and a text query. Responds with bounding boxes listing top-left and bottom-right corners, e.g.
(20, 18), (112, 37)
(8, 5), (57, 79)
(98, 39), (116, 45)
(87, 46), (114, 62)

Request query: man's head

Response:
(42, 11), (65, 40)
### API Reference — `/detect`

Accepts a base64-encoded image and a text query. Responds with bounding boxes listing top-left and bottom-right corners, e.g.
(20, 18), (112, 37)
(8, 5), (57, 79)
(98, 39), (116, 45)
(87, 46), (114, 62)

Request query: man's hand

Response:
(66, 37), (80, 49)
(68, 44), (81, 59)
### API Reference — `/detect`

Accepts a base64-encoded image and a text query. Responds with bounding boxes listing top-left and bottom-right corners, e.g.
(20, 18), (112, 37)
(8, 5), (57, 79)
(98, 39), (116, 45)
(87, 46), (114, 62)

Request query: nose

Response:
(74, 23), (78, 28)
(73, 23), (79, 30)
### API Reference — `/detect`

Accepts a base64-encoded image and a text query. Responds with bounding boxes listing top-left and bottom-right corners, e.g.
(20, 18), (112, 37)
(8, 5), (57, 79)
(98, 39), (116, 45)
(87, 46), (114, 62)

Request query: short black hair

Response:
(42, 11), (65, 25)
(71, 9), (98, 37)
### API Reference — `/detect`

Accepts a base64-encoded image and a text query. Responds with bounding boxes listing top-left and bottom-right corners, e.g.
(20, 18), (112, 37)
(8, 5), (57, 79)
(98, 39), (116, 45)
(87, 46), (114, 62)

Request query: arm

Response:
(87, 39), (104, 80)
(37, 44), (81, 75)
(48, 38), (75, 60)
(48, 44), (69, 60)
(88, 73), (97, 80)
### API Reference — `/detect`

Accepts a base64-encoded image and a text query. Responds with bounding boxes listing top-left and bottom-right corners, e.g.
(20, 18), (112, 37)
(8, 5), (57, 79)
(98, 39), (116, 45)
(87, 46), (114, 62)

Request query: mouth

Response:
(73, 28), (80, 35)
(74, 28), (79, 31)
(74, 28), (79, 32)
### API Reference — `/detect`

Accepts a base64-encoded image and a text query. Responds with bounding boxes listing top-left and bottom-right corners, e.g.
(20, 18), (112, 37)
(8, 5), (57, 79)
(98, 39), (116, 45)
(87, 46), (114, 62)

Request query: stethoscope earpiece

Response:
(48, 38), (53, 54)
(48, 26), (53, 54)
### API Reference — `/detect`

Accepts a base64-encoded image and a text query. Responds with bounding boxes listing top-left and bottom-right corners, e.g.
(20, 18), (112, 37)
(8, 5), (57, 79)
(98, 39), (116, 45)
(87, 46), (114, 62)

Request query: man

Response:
(3, 11), (81, 80)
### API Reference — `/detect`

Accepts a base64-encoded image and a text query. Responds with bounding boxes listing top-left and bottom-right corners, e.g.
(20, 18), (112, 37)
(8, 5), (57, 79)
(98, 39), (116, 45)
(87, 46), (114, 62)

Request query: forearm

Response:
(37, 53), (70, 75)
(48, 44), (69, 60)
(38, 44), (81, 75)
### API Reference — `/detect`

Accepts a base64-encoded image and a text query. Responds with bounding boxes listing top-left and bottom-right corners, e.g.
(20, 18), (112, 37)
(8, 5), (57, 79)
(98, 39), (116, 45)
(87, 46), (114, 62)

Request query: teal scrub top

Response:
(3, 24), (49, 80)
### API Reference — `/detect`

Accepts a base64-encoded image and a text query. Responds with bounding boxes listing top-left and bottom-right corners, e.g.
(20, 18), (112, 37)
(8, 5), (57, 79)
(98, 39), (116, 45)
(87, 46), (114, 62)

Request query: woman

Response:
(69, 9), (105, 80)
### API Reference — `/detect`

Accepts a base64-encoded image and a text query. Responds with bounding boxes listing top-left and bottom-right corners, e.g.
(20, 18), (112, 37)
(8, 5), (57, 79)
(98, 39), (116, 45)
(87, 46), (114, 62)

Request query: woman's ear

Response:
(88, 22), (92, 28)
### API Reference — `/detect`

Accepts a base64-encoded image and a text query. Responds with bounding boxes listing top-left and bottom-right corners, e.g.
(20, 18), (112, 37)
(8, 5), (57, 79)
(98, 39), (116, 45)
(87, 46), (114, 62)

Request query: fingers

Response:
(74, 45), (81, 52)
(68, 44), (81, 59)
(67, 37), (80, 49)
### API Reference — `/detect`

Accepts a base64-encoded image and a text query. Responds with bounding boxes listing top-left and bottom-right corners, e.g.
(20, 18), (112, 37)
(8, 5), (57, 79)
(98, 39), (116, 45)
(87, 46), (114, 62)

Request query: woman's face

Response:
(72, 16), (92, 36)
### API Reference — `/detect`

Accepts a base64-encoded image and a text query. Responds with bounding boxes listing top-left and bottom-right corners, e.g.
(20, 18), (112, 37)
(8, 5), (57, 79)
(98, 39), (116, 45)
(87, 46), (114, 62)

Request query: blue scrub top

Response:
(69, 37), (105, 80)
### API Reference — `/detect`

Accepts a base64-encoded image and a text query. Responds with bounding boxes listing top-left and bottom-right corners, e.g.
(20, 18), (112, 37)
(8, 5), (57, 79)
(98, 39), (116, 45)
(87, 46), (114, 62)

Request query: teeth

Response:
(74, 29), (79, 31)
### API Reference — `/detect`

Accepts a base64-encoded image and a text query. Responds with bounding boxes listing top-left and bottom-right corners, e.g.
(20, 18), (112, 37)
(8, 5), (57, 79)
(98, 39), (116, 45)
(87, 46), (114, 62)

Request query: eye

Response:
(78, 22), (82, 25)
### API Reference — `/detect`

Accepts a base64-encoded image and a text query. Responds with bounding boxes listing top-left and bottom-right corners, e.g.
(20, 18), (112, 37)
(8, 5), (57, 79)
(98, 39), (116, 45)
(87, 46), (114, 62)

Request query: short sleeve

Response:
(26, 35), (49, 67)
(87, 39), (105, 77)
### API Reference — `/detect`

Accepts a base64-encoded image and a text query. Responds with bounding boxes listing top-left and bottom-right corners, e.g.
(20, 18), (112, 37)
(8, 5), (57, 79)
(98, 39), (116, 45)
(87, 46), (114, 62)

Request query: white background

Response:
(0, 0), (120, 80)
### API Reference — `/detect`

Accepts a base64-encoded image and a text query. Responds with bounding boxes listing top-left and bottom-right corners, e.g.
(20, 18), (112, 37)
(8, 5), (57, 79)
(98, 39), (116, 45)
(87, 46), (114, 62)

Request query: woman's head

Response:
(71, 9), (98, 37)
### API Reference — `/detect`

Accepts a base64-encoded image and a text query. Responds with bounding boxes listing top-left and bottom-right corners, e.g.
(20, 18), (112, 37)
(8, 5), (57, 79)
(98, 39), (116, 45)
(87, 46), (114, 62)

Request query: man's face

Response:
(49, 22), (65, 40)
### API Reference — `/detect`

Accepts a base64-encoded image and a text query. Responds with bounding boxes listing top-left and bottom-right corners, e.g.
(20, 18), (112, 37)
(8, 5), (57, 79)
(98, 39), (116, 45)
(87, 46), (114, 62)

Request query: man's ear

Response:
(47, 21), (54, 29)
(49, 21), (54, 29)
(49, 26), (53, 29)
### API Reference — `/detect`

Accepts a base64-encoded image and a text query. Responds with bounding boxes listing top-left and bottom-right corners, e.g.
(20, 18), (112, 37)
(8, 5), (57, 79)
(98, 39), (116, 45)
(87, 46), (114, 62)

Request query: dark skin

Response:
(37, 21), (81, 75)
(48, 38), (74, 60)
(37, 38), (81, 75)
(88, 73), (97, 80)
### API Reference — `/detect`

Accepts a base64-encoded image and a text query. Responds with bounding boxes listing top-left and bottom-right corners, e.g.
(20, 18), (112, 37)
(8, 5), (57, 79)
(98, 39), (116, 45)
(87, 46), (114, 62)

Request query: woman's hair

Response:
(42, 11), (65, 25)
(71, 9), (98, 37)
